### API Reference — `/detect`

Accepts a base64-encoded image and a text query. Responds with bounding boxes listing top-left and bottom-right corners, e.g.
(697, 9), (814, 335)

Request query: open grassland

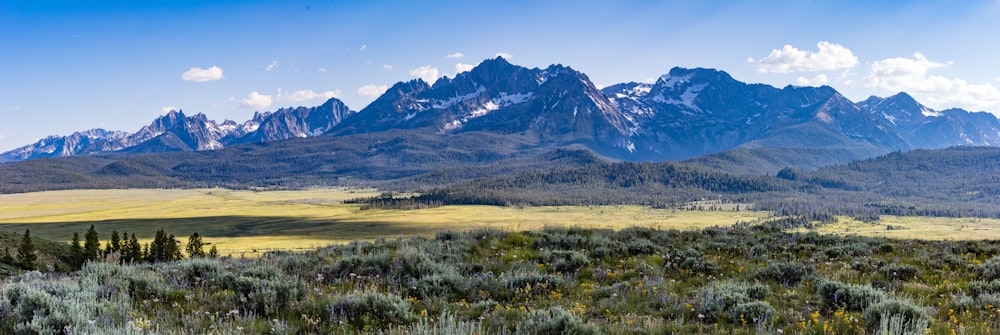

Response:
(796, 215), (1000, 240)
(0, 189), (767, 256)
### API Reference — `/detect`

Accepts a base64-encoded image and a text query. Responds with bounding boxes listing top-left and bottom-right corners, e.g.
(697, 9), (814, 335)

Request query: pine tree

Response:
(186, 232), (205, 258)
(167, 234), (183, 261)
(148, 229), (166, 262)
(108, 230), (122, 255)
(17, 229), (36, 270)
(70, 232), (84, 269)
(208, 244), (219, 258)
(83, 225), (100, 262)
(126, 233), (141, 263)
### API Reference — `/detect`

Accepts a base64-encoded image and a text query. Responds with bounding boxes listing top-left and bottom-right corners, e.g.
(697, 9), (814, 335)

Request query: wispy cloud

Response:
(279, 89), (341, 102)
(359, 44), (367, 51)
(383, 64), (394, 71)
(240, 91), (273, 109)
(317, 67), (327, 73)
(752, 41), (858, 74)
(161, 106), (178, 114)
(357, 84), (388, 98)
(264, 61), (278, 71)
(409, 65), (441, 84)
(455, 63), (475, 73)
(796, 74), (830, 86)
(181, 66), (224, 82)
(864, 52), (1000, 110)
(446, 52), (465, 59)
(495, 52), (513, 59)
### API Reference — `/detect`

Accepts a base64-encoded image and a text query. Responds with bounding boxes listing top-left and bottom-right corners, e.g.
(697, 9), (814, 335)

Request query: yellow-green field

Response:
(795, 215), (1000, 240)
(0, 189), (767, 256)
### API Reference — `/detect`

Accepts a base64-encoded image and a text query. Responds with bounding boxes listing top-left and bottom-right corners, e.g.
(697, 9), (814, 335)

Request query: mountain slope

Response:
(331, 57), (635, 155)
(1, 98), (354, 162)
(861, 93), (1000, 148)
(606, 67), (907, 160)
(0, 129), (130, 162)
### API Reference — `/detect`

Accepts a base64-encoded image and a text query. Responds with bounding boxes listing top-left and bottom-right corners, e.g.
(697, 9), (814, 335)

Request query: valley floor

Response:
(0, 188), (767, 256)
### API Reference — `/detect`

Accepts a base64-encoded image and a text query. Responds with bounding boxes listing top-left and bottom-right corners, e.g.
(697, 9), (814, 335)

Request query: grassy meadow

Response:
(7, 189), (1000, 333)
(0, 189), (768, 256)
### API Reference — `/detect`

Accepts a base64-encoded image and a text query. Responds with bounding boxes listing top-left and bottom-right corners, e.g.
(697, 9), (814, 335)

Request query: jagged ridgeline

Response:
(2, 58), (1000, 219)
(4, 57), (1000, 165)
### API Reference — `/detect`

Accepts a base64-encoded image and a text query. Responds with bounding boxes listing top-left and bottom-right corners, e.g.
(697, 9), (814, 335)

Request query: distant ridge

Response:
(4, 57), (1000, 165)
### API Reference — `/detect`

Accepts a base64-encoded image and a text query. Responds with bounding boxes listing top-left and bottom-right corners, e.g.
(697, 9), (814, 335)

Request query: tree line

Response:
(65, 225), (217, 270)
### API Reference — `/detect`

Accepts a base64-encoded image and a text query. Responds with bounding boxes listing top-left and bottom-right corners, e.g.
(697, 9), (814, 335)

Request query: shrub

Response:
(728, 301), (777, 323)
(502, 273), (566, 295)
(329, 291), (416, 331)
(862, 299), (929, 334)
(968, 280), (1000, 296)
(669, 248), (718, 274)
(412, 272), (470, 300)
(881, 264), (918, 281)
(976, 255), (1000, 280)
(817, 280), (886, 311)
(624, 239), (663, 256)
(753, 260), (810, 285)
(699, 281), (772, 322)
(541, 250), (590, 273)
(515, 306), (601, 335)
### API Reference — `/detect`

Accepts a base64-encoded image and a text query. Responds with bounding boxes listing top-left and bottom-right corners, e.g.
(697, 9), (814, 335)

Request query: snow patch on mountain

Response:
(921, 107), (943, 117)
(652, 83), (707, 112)
(432, 86), (486, 109)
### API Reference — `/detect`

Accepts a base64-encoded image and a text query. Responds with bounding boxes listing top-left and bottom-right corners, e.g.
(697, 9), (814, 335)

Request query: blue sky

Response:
(2, 0), (999, 151)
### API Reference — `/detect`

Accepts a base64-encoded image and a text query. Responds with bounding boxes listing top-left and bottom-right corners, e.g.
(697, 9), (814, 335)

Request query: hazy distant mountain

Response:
(1, 98), (354, 162)
(860, 92), (1000, 148)
(0, 129), (130, 162)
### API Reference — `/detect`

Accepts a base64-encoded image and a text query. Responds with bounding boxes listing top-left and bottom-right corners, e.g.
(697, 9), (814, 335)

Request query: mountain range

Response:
(3, 56), (1000, 164)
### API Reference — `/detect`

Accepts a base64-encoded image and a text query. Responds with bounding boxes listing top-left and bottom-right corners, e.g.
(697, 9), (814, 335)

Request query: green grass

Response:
(0, 189), (769, 256)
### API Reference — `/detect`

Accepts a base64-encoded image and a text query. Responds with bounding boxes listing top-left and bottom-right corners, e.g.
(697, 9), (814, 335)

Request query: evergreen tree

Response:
(70, 232), (84, 269)
(186, 232), (205, 258)
(107, 230), (122, 255)
(167, 234), (183, 261)
(83, 225), (100, 262)
(208, 244), (219, 258)
(126, 233), (141, 263)
(148, 229), (167, 262)
(16, 229), (36, 270)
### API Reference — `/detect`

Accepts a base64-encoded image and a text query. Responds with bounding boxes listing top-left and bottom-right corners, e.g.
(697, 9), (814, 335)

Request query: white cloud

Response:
(161, 106), (178, 114)
(754, 41), (858, 74)
(455, 63), (475, 73)
(360, 44), (367, 51)
(383, 64), (394, 71)
(796, 74), (830, 86)
(280, 89), (341, 102)
(446, 52), (465, 59)
(0, 133), (10, 140)
(495, 52), (513, 59)
(264, 61), (278, 71)
(317, 67), (327, 73)
(241, 91), (273, 110)
(864, 52), (1000, 110)
(357, 84), (388, 98)
(181, 66), (224, 82)
(409, 65), (441, 84)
